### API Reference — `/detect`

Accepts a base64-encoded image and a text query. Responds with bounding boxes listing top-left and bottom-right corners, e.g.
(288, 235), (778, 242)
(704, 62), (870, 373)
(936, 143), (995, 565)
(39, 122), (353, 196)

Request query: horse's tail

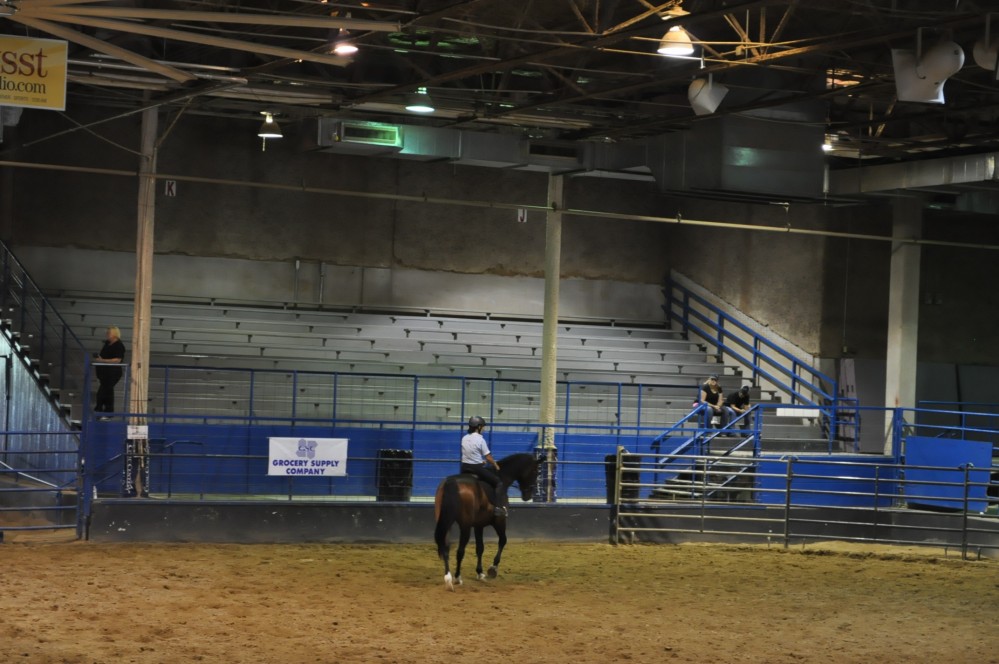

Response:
(434, 478), (459, 560)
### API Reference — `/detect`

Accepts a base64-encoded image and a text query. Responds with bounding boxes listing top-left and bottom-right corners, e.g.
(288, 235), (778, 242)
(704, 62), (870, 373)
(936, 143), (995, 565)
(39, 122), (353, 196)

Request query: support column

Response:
(127, 108), (158, 496)
(883, 197), (922, 455)
(538, 174), (564, 501)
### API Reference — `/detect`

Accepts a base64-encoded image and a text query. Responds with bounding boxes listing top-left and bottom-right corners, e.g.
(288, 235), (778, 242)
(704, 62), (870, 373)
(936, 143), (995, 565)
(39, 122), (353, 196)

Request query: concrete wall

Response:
(2, 108), (997, 412)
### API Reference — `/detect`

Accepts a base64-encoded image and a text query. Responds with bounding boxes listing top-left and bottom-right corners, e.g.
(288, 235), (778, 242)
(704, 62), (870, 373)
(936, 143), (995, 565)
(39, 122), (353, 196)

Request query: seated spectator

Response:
(698, 375), (726, 428)
(725, 385), (753, 430)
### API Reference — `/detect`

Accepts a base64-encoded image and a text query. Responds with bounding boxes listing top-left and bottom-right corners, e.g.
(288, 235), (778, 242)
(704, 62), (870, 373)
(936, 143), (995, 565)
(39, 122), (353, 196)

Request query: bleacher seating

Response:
(52, 295), (741, 380)
(47, 294), (746, 428)
(17, 289), (841, 451)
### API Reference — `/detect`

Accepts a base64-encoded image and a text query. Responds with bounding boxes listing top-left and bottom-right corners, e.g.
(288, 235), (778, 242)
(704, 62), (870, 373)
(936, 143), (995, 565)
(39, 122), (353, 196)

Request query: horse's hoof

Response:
(477, 572), (486, 581)
(456, 576), (463, 586)
(487, 566), (498, 579)
(444, 572), (454, 591)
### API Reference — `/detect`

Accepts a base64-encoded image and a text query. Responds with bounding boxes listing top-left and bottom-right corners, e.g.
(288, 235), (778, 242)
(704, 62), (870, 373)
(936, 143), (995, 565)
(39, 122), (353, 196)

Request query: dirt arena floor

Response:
(1, 533), (997, 664)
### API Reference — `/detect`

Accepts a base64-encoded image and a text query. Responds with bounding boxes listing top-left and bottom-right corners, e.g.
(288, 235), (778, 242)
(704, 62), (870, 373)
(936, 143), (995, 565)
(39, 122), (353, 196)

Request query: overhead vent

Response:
(527, 141), (579, 161)
(306, 118), (403, 155)
(332, 120), (401, 147)
(646, 115), (825, 202)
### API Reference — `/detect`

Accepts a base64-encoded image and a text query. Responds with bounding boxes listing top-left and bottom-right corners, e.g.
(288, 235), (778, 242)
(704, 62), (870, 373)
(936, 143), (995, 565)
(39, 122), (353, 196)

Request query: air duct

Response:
(303, 113), (826, 202)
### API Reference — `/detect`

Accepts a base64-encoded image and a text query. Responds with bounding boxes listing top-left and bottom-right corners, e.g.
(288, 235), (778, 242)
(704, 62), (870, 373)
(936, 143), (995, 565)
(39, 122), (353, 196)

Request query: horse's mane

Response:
(497, 452), (538, 483)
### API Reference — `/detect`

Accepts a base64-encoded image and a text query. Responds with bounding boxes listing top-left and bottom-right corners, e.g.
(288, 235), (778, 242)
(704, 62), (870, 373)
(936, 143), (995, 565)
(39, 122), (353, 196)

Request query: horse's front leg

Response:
(474, 526), (486, 580)
(454, 526), (471, 587)
(487, 522), (508, 579)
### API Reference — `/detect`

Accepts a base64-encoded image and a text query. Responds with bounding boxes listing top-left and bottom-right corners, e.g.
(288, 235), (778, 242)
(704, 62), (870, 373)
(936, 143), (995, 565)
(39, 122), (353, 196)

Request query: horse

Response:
(433, 452), (540, 591)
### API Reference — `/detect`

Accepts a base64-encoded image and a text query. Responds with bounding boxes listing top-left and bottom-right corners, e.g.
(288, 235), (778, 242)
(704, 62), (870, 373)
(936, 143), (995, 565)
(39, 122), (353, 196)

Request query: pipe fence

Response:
(611, 449), (999, 560)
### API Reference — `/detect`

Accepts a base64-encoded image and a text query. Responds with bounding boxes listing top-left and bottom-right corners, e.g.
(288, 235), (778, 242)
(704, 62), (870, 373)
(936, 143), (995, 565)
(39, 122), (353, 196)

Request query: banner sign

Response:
(268, 437), (348, 476)
(0, 35), (68, 110)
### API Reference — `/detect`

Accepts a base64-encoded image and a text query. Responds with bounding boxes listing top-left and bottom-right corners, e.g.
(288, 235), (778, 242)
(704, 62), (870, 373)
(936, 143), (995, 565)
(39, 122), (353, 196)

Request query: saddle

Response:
(452, 473), (498, 502)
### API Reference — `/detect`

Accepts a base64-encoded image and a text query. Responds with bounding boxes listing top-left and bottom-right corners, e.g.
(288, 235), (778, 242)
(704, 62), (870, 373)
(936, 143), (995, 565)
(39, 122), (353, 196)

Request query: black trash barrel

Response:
(376, 449), (413, 502)
(605, 453), (640, 503)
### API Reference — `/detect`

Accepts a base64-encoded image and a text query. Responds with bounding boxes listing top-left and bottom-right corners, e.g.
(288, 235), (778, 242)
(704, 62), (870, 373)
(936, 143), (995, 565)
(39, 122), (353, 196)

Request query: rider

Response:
(460, 416), (508, 517)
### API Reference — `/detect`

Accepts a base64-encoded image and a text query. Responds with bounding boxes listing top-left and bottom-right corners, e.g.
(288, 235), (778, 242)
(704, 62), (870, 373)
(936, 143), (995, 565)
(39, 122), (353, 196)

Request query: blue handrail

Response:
(664, 276), (857, 449)
(665, 278), (836, 402)
(149, 363), (698, 431)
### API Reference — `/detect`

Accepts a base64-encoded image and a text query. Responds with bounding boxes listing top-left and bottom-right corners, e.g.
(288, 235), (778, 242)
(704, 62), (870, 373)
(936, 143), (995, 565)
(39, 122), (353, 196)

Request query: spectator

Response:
(725, 385), (753, 430)
(94, 325), (125, 419)
(698, 375), (725, 428)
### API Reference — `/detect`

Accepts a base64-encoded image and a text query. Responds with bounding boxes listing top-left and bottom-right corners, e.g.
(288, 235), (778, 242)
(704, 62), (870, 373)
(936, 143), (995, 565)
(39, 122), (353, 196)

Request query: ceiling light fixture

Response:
(258, 112), (283, 139)
(332, 29), (359, 56)
(329, 11), (359, 57)
(658, 25), (695, 56)
(405, 87), (435, 113)
(658, 4), (694, 57)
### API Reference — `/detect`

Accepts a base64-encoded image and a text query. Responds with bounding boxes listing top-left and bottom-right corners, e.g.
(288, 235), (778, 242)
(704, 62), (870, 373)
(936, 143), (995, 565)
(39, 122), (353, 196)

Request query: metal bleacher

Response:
(48, 294), (744, 427)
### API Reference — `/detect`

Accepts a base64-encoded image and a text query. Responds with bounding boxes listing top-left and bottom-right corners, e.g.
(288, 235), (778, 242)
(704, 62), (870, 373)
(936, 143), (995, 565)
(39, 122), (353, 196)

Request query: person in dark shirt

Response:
(95, 325), (126, 418)
(725, 385), (752, 429)
(698, 375), (726, 428)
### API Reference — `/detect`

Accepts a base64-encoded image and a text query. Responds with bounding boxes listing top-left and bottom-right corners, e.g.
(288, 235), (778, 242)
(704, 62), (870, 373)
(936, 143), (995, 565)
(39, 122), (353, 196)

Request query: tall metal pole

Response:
(538, 174), (563, 501)
(128, 107), (157, 496)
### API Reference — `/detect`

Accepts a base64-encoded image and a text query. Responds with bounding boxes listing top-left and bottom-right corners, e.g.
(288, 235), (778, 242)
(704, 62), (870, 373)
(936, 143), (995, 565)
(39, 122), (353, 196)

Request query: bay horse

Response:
(433, 452), (540, 591)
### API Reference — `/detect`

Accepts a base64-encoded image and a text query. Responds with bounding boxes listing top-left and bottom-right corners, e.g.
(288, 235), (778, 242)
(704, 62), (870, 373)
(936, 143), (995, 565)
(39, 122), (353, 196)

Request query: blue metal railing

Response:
(650, 402), (764, 491)
(145, 363), (698, 432)
(664, 276), (857, 450)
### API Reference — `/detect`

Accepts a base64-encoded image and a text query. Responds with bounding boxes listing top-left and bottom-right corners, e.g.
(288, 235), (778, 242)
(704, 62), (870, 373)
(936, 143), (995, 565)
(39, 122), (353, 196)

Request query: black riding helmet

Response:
(468, 415), (487, 433)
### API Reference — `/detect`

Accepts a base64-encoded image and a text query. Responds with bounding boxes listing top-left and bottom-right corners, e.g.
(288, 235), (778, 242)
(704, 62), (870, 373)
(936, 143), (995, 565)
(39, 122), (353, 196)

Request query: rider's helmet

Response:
(468, 415), (487, 432)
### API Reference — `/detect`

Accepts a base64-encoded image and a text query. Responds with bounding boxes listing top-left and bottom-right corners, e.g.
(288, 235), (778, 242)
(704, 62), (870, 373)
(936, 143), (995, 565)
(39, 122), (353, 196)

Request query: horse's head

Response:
(501, 453), (541, 502)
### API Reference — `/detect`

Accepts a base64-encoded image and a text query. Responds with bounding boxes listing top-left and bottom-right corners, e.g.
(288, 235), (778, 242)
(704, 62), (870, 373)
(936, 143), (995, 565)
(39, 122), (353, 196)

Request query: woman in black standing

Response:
(95, 325), (125, 418)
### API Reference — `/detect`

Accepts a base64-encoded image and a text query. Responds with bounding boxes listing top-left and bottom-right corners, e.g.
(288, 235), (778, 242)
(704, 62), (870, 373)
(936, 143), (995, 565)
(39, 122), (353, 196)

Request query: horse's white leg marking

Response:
(444, 572), (454, 591)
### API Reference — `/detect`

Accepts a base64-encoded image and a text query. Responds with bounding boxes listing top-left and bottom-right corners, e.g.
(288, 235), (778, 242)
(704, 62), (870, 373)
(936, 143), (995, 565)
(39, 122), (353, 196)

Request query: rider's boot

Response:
(493, 484), (508, 517)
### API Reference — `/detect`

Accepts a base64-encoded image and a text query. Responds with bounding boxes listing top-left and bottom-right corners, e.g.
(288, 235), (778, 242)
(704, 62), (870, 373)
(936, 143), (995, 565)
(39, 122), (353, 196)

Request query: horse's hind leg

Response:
(487, 523), (508, 579)
(474, 526), (486, 580)
(439, 542), (453, 590)
(454, 526), (471, 586)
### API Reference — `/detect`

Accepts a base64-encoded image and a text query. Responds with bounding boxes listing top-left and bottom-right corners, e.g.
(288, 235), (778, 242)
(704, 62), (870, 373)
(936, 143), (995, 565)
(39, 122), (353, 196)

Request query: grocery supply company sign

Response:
(268, 437), (348, 476)
(0, 35), (67, 110)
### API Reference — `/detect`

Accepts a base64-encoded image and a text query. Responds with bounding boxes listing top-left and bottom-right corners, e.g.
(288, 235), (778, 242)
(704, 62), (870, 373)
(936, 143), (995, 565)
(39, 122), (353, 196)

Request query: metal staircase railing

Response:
(647, 403), (762, 500)
(664, 275), (859, 451)
(0, 240), (88, 425)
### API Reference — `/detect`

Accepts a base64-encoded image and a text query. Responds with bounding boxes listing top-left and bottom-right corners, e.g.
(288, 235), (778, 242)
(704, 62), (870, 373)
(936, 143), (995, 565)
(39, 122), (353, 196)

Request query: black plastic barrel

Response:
(376, 449), (413, 502)
(605, 453), (640, 503)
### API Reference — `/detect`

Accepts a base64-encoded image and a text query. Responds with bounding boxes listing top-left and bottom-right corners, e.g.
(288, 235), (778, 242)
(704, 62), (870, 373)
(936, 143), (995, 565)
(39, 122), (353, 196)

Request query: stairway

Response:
(0, 319), (79, 428)
(649, 453), (758, 502)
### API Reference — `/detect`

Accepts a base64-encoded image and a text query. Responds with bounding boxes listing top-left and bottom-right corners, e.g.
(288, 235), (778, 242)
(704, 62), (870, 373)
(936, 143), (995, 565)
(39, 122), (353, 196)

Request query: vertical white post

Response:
(538, 174), (564, 500)
(129, 107), (158, 495)
(883, 198), (922, 455)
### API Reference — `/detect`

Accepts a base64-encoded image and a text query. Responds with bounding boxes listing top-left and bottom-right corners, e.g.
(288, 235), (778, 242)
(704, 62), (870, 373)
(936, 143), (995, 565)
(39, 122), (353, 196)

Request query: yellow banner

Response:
(0, 35), (67, 111)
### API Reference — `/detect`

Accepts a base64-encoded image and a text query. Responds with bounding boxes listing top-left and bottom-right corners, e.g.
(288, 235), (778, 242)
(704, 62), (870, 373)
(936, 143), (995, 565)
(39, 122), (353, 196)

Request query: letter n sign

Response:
(164, 180), (177, 197)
